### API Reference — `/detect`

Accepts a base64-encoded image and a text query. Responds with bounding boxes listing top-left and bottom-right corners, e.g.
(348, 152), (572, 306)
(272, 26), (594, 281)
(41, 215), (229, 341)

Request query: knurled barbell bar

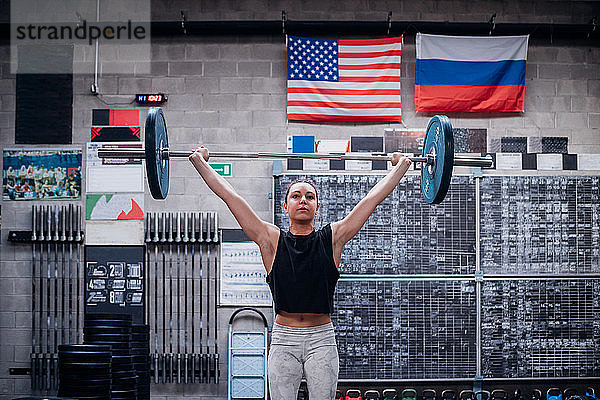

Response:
(97, 108), (493, 203)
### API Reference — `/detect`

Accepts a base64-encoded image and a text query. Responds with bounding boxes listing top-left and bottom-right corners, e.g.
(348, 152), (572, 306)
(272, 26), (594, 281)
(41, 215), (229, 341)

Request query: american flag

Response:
(286, 35), (402, 122)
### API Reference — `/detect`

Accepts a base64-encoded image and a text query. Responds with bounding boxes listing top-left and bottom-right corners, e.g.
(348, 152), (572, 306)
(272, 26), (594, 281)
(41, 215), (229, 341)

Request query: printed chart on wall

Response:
(220, 242), (272, 306)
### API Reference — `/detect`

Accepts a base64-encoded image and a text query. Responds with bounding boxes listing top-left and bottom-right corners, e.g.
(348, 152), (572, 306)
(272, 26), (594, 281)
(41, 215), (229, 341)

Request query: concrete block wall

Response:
(1, 0), (599, 399)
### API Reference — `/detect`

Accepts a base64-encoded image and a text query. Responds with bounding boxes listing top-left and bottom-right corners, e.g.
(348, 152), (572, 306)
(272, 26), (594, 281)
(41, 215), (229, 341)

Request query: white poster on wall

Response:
(219, 242), (272, 306)
(86, 143), (144, 193)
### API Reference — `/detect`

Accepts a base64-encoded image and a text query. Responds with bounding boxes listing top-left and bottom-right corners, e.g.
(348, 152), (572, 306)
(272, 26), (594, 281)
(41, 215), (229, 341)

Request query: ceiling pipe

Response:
(148, 19), (600, 44)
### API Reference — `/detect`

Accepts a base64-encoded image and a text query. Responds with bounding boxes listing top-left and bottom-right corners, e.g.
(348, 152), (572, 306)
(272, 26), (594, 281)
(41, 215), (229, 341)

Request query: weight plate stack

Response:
(84, 313), (137, 400)
(57, 344), (112, 400)
(15, 398), (77, 400)
(131, 324), (150, 400)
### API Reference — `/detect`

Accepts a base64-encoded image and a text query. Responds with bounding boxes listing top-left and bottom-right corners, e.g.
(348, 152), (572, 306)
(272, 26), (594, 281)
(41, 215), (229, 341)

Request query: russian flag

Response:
(415, 33), (529, 113)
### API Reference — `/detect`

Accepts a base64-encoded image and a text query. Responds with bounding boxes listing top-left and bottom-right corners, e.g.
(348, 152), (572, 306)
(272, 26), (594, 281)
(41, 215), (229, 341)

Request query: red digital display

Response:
(136, 93), (167, 105)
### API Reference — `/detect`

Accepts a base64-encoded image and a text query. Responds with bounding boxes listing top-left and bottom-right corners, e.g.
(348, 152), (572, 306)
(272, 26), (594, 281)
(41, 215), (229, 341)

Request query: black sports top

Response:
(266, 224), (340, 314)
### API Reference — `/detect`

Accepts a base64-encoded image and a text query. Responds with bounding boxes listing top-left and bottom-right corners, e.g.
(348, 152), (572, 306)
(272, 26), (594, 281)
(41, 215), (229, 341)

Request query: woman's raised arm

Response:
(331, 153), (412, 258)
(189, 147), (279, 250)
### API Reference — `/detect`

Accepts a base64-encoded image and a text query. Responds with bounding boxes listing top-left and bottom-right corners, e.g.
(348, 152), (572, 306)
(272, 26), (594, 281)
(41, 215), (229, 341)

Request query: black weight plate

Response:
(59, 351), (112, 359)
(113, 377), (137, 385)
(85, 341), (131, 349)
(112, 355), (134, 362)
(112, 370), (136, 376)
(58, 392), (110, 399)
(59, 395), (109, 400)
(112, 364), (135, 380)
(59, 390), (110, 396)
(15, 397), (78, 400)
(145, 107), (170, 199)
(58, 352), (112, 358)
(136, 370), (149, 374)
(112, 370), (135, 376)
(112, 371), (136, 379)
(131, 325), (150, 333)
(84, 333), (131, 342)
(112, 367), (135, 374)
(58, 372), (110, 379)
(112, 364), (135, 371)
(59, 378), (109, 384)
(58, 362), (111, 368)
(110, 349), (132, 356)
(58, 385), (110, 392)
(59, 372), (109, 380)
(112, 381), (137, 388)
(84, 317), (132, 323)
(84, 327), (132, 335)
(58, 387), (110, 394)
(85, 313), (132, 321)
(114, 372), (137, 379)
(421, 115), (454, 204)
(59, 344), (111, 352)
(58, 377), (109, 383)
(59, 386), (111, 394)
(59, 378), (110, 384)
(84, 320), (131, 327)
(61, 396), (109, 400)
(58, 370), (110, 377)
(58, 364), (111, 370)
(84, 326), (132, 333)
(58, 361), (111, 367)
(113, 380), (138, 387)
(59, 357), (111, 364)
(66, 397), (109, 400)
(58, 354), (112, 362)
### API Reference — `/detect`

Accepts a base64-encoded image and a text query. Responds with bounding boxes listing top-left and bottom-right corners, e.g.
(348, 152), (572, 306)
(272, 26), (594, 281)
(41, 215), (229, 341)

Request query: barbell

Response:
(97, 108), (493, 203)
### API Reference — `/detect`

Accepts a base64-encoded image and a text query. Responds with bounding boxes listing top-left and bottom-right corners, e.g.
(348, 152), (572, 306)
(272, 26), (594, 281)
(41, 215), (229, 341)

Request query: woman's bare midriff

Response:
(275, 311), (332, 327)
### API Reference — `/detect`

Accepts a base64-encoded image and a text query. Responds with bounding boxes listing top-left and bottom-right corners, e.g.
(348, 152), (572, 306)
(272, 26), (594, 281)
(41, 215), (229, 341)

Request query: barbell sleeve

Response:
(96, 148), (493, 168)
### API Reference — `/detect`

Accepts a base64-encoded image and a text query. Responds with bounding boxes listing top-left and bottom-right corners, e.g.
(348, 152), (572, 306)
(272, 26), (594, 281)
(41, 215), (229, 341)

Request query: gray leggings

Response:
(268, 322), (339, 400)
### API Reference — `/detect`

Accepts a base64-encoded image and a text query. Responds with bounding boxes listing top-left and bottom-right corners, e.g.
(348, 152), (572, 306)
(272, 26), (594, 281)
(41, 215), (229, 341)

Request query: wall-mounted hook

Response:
(588, 16), (598, 39)
(75, 12), (83, 28)
(282, 10), (287, 35)
(181, 10), (187, 35)
(488, 12), (496, 35)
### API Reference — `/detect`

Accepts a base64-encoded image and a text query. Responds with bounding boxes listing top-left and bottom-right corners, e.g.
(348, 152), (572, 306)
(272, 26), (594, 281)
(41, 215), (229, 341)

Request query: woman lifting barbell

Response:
(189, 146), (411, 400)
